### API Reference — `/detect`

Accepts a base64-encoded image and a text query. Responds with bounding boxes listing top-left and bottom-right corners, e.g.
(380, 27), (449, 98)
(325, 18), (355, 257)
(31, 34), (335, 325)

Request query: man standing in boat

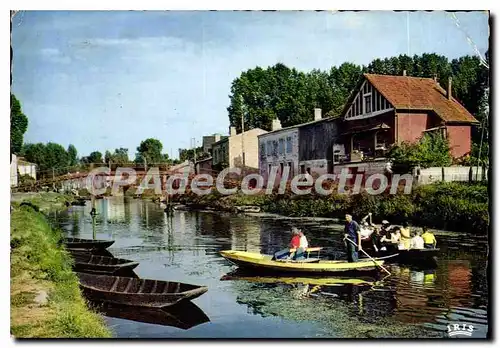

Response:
(344, 214), (361, 262)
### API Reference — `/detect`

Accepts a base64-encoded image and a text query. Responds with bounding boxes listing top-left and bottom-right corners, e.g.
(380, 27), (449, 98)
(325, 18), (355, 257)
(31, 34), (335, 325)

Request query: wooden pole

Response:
(92, 213), (96, 240)
(344, 236), (391, 276)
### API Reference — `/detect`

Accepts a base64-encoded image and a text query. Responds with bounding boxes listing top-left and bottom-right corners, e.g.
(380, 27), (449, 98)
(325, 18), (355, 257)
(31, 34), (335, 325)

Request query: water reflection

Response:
(89, 300), (210, 330)
(52, 199), (489, 339)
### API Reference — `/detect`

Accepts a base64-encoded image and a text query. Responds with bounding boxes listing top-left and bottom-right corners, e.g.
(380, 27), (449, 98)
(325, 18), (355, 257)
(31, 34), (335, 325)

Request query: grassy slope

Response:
(10, 206), (111, 338)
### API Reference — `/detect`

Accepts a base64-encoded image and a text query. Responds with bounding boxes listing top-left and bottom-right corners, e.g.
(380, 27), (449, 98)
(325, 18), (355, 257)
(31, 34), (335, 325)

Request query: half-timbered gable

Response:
(344, 79), (394, 121)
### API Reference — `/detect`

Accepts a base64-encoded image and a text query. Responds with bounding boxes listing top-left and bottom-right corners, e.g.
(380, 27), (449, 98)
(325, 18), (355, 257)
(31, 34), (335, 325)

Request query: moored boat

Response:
(219, 250), (385, 275)
(62, 237), (114, 250)
(234, 205), (261, 213)
(76, 272), (208, 308)
(70, 252), (139, 275)
(67, 247), (115, 258)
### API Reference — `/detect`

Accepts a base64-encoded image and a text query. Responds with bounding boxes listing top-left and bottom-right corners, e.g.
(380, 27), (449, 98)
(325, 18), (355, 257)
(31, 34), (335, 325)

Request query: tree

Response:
(22, 143), (47, 172)
(135, 138), (163, 164)
(11, 94), (28, 156)
(104, 150), (112, 164)
(88, 151), (103, 164)
(67, 144), (78, 166)
(45, 142), (70, 175)
(112, 148), (129, 164)
(178, 147), (208, 162)
(388, 132), (452, 170)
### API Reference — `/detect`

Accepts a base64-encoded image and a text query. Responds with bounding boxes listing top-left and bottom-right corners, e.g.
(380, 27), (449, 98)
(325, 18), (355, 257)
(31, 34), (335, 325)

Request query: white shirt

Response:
(410, 236), (424, 249)
(299, 235), (308, 249)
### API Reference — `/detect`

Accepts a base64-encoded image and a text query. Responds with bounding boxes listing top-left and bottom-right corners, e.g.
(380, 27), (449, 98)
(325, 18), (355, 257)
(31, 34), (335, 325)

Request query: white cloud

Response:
(85, 36), (187, 49)
(39, 47), (71, 64)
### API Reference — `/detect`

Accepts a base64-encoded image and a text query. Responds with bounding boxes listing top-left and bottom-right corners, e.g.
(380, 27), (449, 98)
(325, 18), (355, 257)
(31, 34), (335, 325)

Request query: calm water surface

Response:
(49, 197), (489, 339)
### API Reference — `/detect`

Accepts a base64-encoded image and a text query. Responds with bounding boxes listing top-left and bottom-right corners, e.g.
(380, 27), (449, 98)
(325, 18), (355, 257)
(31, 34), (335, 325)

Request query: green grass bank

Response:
(10, 204), (111, 338)
(175, 182), (489, 233)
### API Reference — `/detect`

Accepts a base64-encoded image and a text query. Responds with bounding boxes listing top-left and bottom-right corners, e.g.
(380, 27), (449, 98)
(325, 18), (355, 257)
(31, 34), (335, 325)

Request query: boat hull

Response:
(77, 273), (208, 308)
(361, 248), (439, 265)
(63, 238), (114, 250)
(71, 253), (139, 275)
(220, 250), (384, 275)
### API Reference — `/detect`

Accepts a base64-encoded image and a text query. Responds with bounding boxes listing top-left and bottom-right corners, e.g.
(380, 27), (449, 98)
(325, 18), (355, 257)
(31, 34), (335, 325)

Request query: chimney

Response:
(314, 108), (322, 121)
(271, 118), (282, 131)
(433, 74), (438, 83)
(403, 70), (407, 76)
(229, 126), (236, 136)
(447, 77), (452, 100)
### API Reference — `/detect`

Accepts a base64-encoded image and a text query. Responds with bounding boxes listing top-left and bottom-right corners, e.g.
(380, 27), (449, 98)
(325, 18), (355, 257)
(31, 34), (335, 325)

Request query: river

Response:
(49, 197), (489, 339)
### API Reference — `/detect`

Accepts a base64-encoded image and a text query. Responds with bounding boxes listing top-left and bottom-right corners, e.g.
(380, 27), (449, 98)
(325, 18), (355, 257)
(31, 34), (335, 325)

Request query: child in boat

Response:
(421, 227), (437, 249)
(272, 228), (301, 260)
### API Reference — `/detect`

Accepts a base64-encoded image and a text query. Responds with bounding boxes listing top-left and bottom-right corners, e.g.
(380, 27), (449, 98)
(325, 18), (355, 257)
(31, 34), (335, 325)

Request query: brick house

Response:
(338, 73), (479, 162)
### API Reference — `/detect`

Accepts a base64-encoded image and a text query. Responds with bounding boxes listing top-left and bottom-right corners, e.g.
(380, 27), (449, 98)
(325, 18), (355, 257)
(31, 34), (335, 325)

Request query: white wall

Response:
(417, 166), (488, 185)
(10, 154), (18, 187)
(18, 163), (37, 180)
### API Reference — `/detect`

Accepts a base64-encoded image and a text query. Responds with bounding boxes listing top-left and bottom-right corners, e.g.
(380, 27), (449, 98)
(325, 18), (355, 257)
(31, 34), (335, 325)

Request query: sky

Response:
(11, 10), (489, 160)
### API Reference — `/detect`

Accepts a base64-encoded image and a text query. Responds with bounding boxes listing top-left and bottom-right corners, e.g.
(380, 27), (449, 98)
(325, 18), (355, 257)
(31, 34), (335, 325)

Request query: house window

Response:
(288, 162), (294, 177)
(280, 162), (284, 175)
(260, 144), (266, 159)
(286, 137), (292, 153)
(266, 141), (272, 156)
(268, 164), (272, 175)
(364, 94), (372, 114)
(278, 138), (285, 155)
(272, 140), (278, 156)
(300, 164), (305, 174)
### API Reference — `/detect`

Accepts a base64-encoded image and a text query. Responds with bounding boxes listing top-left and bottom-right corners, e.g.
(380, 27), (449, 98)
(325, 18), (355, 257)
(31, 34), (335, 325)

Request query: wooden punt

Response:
(62, 237), (114, 250)
(89, 300), (210, 329)
(70, 252), (139, 275)
(219, 250), (385, 275)
(76, 272), (208, 308)
(360, 248), (439, 265)
(68, 248), (115, 258)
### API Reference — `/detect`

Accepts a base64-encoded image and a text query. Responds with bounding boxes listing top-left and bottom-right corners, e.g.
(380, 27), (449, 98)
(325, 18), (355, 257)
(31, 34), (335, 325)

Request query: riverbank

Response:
(174, 182), (489, 233)
(11, 192), (74, 213)
(10, 201), (111, 338)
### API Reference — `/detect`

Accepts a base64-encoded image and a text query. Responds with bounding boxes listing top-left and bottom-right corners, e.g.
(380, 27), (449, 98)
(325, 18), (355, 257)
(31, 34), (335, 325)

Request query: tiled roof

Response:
(364, 73), (479, 123)
(258, 115), (340, 137)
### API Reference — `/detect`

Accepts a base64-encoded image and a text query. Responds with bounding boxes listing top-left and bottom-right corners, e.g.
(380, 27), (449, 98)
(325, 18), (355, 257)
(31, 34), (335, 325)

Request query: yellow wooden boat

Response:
(219, 250), (385, 274)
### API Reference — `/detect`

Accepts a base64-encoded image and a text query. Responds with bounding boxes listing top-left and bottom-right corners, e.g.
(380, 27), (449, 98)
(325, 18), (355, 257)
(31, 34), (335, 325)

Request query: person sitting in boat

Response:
(399, 221), (412, 250)
(291, 230), (309, 260)
(421, 227), (437, 249)
(379, 220), (400, 253)
(410, 229), (424, 250)
(344, 214), (361, 263)
(272, 228), (301, 260)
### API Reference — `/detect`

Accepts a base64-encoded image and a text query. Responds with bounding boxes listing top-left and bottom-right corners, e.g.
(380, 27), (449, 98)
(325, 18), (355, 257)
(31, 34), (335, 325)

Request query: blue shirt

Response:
(345, 221), (360, 243)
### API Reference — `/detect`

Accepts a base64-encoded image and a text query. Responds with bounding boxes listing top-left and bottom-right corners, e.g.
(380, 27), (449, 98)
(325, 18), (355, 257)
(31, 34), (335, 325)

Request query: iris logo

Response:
(447, 323), (474, 337)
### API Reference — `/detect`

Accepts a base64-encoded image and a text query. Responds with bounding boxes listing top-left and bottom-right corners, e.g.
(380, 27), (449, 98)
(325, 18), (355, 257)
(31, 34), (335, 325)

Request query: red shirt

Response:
(290, 236), (300, 248)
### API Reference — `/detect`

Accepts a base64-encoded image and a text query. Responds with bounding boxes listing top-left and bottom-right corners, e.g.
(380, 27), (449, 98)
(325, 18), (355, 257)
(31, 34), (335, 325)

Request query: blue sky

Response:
(11, 11), (489, 160)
